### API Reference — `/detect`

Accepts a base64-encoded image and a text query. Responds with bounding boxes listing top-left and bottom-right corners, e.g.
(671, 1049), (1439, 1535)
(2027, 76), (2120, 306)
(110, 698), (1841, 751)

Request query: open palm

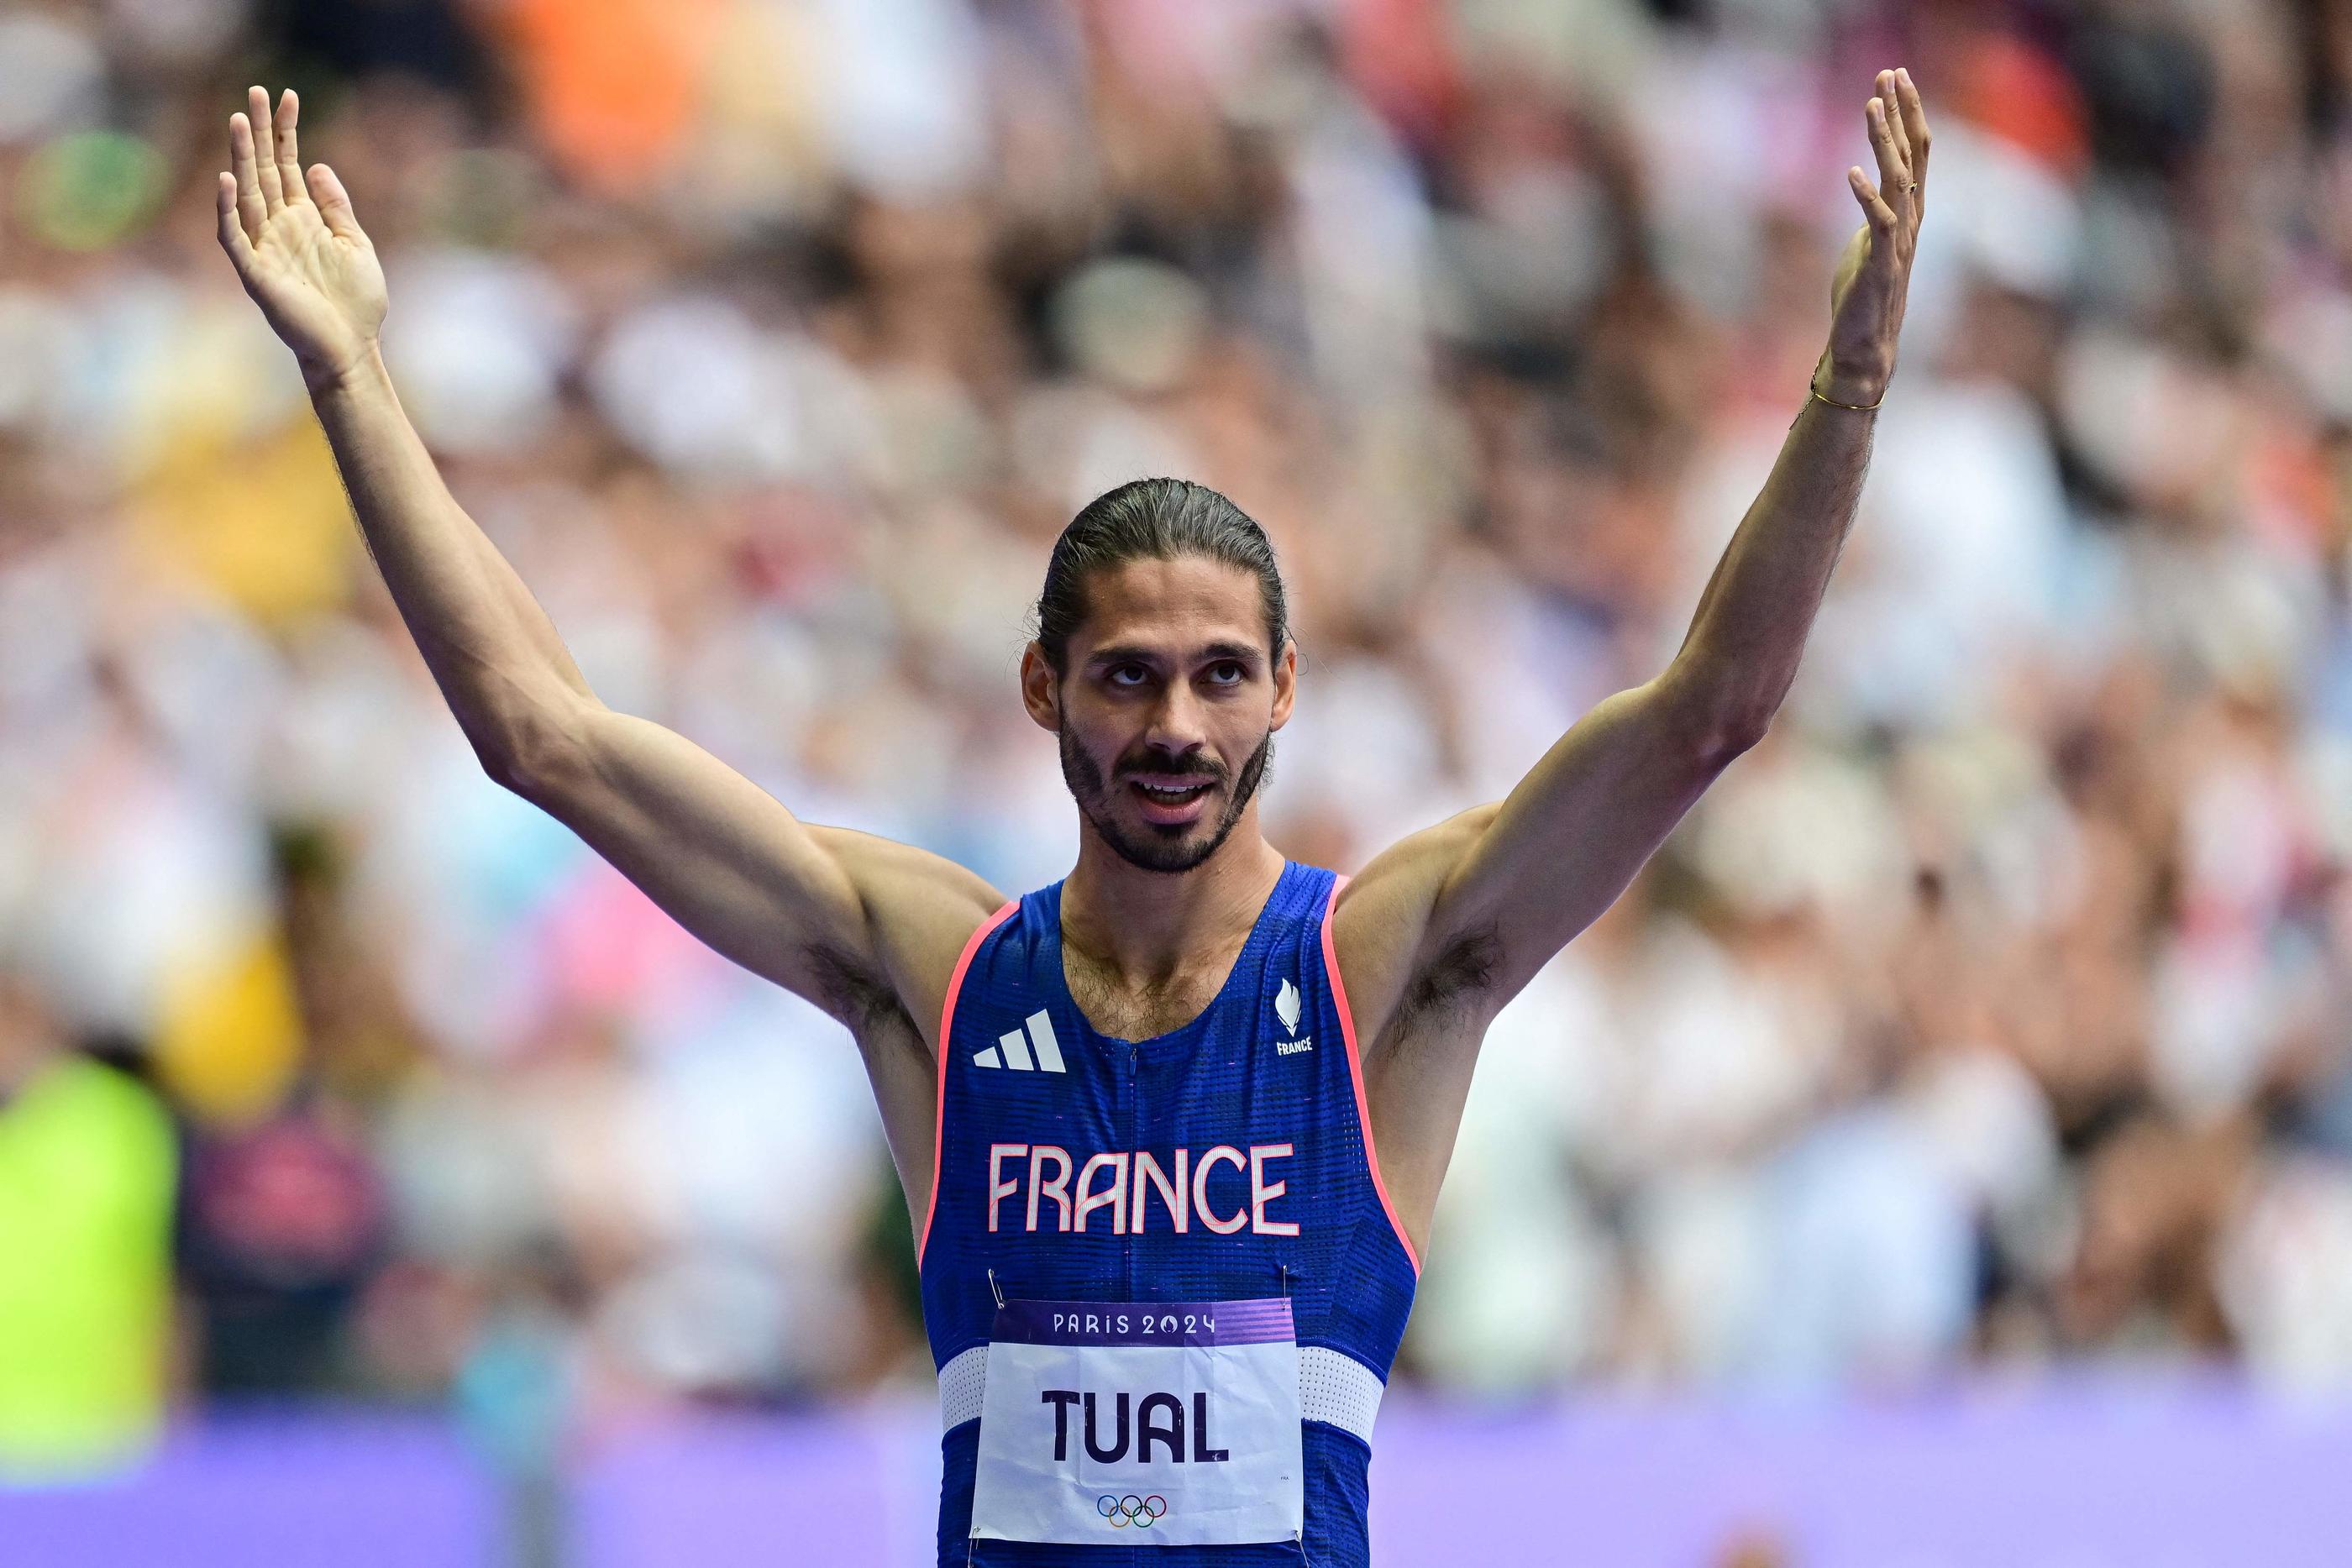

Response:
(215, 85), (386, 390)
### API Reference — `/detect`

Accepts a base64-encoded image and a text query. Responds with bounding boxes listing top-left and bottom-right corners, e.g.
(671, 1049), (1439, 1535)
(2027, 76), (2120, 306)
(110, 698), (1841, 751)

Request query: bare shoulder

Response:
(1325, 805), (1508, 1261)
(806, 825), (1010, 1048)
(1328, 802), (1503, 1053)
(796, 827), (1005, 1237)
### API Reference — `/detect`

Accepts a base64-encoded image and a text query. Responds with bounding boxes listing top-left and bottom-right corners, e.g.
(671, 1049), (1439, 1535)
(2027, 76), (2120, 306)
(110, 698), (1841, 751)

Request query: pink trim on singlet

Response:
(1320, 874), (1423, 1275)
(917, 898), (1021, 1267)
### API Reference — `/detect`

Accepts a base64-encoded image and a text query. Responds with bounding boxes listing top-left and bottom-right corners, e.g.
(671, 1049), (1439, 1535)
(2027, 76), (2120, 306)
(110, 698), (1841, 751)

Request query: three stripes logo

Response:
(973, 1009), (1068, 1073)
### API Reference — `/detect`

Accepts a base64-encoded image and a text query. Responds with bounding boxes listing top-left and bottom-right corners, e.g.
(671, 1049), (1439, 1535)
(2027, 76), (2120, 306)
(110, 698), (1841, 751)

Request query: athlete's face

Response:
(1023, 556), (1295, 875)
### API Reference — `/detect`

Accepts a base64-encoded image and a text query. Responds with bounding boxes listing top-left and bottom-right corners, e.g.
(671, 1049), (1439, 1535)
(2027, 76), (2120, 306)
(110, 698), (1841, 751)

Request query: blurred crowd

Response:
(7, 0), (2352, 1485)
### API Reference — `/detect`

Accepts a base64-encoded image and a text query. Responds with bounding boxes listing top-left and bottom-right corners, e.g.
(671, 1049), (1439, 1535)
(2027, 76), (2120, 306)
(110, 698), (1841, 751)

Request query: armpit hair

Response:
(1396, 922), (1503, 1030)
(805, 943), (911, 1037)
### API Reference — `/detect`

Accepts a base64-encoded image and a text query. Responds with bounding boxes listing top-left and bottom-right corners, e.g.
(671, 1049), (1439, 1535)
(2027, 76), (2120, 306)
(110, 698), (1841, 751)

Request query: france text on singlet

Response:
(920, 861), (1419, 1566)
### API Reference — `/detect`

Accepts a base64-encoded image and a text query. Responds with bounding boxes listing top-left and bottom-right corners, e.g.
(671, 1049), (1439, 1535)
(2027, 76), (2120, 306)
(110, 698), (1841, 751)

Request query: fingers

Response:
(215, 171), (256, 269)
(1893, 67), (1930, 212)
(228, 111), (266, 238)
(1876, 70), (1912, 176)
(273, 89), (307, 207)
(1848, 166), (1898, 236)
(229, 87), (316, 239)
(246, 85), (284, 212)
(1866, 94), (1910, 214)
(1862, 66), (1930, 229)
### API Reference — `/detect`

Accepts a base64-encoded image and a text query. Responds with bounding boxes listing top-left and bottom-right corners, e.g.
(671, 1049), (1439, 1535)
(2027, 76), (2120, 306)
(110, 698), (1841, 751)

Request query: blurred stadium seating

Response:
(4, 0), (2352, 1560)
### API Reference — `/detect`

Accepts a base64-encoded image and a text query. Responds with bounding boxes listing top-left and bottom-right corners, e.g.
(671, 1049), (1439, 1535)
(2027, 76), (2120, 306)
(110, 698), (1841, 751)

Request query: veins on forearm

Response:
(1674, 396), (1875, 725)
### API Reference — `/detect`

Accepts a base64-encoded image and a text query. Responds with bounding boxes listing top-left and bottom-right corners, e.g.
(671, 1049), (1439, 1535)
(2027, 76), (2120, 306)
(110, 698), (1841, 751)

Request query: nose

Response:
(1143, 682), (1210, 759)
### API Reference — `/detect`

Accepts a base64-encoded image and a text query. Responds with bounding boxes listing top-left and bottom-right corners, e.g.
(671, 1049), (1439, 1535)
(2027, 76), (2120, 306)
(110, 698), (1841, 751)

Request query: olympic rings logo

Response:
(1097, 1494), (1168, 1529)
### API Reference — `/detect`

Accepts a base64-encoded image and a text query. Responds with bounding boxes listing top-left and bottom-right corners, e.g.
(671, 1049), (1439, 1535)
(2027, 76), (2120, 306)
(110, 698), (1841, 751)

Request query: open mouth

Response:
(1127, 774), (1217, 824)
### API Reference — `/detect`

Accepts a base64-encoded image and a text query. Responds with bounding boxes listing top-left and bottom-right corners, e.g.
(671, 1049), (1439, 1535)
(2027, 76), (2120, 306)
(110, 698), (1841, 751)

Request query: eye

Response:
(1206, 662), (1246, 686)
(1107, 664), (1150, 688)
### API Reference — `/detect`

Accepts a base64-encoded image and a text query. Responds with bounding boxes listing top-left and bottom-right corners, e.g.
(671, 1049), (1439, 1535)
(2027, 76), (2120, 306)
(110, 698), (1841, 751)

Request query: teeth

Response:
(1137, 781), (1210, 801)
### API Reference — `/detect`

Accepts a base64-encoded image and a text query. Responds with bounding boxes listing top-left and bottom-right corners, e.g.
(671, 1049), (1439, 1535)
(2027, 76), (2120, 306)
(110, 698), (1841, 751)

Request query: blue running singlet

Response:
(919, 860), (1420, 1566)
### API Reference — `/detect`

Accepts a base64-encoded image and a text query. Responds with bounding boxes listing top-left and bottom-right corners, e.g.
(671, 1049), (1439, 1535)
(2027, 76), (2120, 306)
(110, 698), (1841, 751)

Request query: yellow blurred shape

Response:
(131, 414), (354, 630)
(152, 922), (305, 1130)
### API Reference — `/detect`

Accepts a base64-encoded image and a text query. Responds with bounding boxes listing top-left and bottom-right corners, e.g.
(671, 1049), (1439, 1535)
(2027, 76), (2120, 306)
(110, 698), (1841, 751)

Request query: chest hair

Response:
(1062, 946), (1236, 1043)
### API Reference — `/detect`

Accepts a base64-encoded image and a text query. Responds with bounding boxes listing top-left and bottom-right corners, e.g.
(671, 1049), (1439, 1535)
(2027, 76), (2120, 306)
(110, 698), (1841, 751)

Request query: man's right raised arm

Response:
(214, 86), (1003, 1027)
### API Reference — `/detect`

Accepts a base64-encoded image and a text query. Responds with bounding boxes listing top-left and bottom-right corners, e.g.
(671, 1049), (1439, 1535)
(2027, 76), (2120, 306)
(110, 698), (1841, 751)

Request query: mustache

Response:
(1117, 750), (1226, 783)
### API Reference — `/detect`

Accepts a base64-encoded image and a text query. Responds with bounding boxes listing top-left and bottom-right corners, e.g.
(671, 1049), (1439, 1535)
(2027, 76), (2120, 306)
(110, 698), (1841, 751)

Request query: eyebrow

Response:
(1088, 641), (1266, 669)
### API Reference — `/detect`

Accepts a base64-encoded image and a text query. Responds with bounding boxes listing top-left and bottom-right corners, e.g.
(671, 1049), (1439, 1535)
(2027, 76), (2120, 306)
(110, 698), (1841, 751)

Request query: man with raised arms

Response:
(216, 69), (1930, 1565)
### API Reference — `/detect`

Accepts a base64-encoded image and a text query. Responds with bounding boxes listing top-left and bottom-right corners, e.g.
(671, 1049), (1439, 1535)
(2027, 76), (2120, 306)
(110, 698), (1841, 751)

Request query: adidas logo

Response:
(973, 1009), (1068, 1073)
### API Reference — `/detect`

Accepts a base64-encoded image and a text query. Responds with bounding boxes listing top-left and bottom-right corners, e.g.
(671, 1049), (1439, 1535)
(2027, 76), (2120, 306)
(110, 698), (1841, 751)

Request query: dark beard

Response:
(1058, 716), (1274, 875)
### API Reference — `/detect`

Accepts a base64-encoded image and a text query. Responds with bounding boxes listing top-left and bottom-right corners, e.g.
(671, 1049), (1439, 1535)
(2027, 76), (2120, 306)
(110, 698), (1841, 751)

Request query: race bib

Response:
(968, 1297), (1305, 1546)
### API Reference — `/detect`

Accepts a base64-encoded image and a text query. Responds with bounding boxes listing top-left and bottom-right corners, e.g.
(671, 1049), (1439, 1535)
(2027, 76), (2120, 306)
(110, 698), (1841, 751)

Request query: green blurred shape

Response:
(0, 1055), (178, 1482)
(18, 130), (171, 252)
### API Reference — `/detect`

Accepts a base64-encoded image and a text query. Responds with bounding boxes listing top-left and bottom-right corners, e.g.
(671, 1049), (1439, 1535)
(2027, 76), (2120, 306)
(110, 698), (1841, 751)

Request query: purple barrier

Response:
(575, 1382), (2352, 1568)
(5, 1383), (2346, 1565)
(1370, 1382), (2352, 1567)
(0, 1410), (500, 1568)
(573, 1403), (944, 1568)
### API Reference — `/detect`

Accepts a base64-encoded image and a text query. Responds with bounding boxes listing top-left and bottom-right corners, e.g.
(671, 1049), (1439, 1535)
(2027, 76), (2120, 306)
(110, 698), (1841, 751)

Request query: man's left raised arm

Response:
(1336, 69), (1931, 1055)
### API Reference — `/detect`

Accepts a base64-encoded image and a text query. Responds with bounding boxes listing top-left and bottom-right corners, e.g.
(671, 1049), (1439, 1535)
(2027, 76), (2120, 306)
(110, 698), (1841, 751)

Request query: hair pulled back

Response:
(1033, 478), (1289, 673)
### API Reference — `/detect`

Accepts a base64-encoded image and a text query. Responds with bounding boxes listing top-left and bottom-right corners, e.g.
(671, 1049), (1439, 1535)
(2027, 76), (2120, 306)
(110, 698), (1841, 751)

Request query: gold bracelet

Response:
(1809, 382), (1885, 412)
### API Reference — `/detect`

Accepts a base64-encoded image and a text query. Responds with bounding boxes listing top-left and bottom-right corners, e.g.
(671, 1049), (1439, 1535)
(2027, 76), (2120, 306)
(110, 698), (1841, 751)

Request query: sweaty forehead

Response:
(1070, 556), (1267, 655)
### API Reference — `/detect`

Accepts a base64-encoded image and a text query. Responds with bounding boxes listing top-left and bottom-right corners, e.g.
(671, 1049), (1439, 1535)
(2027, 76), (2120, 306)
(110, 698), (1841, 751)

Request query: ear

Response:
(1019, 642), (1060, 732)
(1269, 639), (1298, 732)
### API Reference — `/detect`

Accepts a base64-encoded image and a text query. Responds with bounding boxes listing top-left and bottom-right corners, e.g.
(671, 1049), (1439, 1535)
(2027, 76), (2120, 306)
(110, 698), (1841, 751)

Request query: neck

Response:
(1061, 812), (1287, 989)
